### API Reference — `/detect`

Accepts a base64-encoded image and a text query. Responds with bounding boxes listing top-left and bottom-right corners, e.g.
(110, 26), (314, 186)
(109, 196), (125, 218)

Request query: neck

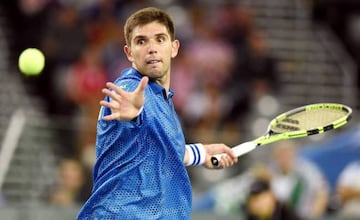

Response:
(155, 78), (170, 94)
(153, 70), (171, 94)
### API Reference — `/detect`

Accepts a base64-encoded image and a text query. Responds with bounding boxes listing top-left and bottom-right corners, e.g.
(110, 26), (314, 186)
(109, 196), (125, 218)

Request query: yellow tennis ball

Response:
(18, 48), (45, 76)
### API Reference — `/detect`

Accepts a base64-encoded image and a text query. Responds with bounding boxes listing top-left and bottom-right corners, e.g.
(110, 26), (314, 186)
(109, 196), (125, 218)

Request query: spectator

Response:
(269, 141), (329, 219)
(336, 160), (360, 218)
(243, 178), (302, 220)
(192, 162), (272, 215)
(47, 159), (91, 207)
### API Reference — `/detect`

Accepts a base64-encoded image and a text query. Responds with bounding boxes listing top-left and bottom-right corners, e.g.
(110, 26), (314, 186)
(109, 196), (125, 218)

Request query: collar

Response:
(122, 67), (174, 99)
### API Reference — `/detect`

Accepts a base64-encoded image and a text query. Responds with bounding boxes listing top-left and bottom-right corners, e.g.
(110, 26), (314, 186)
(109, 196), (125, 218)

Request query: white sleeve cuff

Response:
(136, 106), (144, 116)
(185, 143), (206, 166)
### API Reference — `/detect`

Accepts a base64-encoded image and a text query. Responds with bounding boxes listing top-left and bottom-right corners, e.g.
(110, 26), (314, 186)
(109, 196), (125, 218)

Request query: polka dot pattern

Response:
(77, 68), (192, 219)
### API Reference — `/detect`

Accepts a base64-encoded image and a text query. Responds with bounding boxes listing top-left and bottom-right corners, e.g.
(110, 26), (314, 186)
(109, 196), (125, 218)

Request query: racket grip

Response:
(211, 141), (257, 167)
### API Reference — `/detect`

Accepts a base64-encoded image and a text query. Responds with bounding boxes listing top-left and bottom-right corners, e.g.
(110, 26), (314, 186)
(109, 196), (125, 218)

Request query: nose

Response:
(148, 40), (158, 54)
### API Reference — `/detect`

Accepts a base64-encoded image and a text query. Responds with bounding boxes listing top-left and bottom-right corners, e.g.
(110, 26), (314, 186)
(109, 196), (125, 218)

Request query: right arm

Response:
(183, 143), (238, 169)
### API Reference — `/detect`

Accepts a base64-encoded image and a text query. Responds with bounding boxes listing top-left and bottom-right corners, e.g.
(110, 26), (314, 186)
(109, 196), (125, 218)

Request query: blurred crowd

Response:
(193, 141), (360, 220)
(1, 0), (360, 219)
(4, 0), (277, 161)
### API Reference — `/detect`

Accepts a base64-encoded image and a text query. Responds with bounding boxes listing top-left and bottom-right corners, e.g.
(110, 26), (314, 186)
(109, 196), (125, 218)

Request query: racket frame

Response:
(211, 103), (352, 167)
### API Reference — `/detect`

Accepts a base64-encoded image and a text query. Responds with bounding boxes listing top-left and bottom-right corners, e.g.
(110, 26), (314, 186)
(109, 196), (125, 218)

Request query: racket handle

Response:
(211, 141), (257, 167)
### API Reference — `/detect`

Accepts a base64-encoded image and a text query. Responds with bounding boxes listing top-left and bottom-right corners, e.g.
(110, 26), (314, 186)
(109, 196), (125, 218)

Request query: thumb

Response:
(135, 76), (149, 94)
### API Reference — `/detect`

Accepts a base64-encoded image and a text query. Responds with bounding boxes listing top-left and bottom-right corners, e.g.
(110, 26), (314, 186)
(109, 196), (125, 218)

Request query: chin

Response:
(148, 69), (164, 78)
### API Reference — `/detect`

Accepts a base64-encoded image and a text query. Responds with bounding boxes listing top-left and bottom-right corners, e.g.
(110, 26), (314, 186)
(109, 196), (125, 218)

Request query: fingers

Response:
(135, 76), (149, 94)
(219, 154), (237, 168)
(102, 77), (148, 100)
(105, 82), (127, 97)
(99, 77), (148, 121)
(99, 99), (119, 111)
(101, 87), (121, 102)
(204, 144), (238, 169)
(212, 144), (238, 161)
(220, 144), (238, 161)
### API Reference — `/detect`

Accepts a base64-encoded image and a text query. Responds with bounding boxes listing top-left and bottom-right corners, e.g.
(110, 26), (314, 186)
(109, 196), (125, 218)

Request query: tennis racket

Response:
(211, 103), (352, 167)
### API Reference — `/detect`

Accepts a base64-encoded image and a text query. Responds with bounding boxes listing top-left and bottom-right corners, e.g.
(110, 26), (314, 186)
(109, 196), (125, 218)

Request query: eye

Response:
(136, 39), (146, 45)
(157, 36), (166, 43)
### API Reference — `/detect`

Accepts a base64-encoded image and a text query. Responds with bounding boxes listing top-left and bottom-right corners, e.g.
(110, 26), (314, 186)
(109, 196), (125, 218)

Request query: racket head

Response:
(212, 103), (352, 167)
(268, 103), (352, 137)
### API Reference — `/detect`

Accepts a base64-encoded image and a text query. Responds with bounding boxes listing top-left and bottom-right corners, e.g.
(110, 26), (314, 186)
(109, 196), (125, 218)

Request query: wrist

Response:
(136, 106), (144, 116)
(185, 144), (206, 166)
(131, 106), (144, 122)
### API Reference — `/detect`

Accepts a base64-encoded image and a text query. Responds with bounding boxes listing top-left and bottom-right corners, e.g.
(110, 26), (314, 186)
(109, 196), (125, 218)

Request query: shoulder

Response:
(113, 68), (143, 92)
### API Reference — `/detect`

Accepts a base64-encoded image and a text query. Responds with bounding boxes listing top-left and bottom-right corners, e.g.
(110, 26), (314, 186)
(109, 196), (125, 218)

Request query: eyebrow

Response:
(132, 33), (169, 41)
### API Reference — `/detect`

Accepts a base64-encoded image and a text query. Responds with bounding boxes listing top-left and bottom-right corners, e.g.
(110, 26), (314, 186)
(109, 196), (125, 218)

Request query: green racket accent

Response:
(256, 103), (352, 147)
(211, 103), (352, 167)
(254, 130), (308, 146)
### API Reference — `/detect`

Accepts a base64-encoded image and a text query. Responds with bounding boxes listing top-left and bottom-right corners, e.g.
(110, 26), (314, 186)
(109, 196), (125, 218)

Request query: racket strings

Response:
(271, 108), (348, 133)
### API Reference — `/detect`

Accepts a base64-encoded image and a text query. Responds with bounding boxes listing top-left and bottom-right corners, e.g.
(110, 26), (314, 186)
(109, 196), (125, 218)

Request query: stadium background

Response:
(0, 0), (359, 219)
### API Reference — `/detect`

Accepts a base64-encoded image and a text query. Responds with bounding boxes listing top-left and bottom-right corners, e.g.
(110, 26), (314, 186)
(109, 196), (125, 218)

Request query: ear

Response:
(124, 45), (135, 62)
(171, 40), (180, 58)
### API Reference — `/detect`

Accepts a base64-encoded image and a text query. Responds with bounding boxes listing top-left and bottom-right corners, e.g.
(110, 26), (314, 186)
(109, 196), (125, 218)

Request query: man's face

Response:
(124, 21), (179, 84)
(247, 191), (276, 218)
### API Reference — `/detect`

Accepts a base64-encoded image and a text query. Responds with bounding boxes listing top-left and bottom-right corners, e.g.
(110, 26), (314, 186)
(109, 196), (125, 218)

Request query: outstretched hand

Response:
(100, 77), (149, 121)
(202, 144), (238, 169)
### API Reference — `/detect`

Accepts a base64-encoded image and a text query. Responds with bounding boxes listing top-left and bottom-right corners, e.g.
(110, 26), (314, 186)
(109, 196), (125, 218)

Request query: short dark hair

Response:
(248, 179), (270, 195)
(124, 7), (176, 46)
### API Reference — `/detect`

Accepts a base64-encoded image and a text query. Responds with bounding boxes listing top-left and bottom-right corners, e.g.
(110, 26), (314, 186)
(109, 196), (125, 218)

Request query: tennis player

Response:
(77, 7), (238, 219)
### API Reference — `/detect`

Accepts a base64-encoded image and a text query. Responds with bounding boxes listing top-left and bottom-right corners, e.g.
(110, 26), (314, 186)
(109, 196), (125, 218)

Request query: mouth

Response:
(146, 59), (161, 65)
